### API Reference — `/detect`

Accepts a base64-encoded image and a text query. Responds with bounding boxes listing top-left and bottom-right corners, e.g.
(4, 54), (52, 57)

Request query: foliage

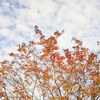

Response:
(0, 26), (100, 100)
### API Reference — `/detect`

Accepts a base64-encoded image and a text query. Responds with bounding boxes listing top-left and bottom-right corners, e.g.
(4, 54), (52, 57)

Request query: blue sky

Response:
(0, 0), (100, 61)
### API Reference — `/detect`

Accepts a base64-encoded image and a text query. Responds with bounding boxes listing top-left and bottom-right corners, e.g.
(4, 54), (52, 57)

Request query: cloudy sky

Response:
(0, 0), (100, 61)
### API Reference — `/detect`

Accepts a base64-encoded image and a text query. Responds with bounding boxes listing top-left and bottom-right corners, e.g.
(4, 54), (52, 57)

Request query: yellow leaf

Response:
(73, 86), (78, 91)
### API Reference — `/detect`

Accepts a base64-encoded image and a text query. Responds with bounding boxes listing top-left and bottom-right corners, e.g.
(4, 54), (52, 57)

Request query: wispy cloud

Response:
(0, 0), (100, 61)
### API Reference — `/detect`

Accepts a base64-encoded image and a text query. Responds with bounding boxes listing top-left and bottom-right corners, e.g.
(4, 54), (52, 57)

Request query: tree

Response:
(0, 26), (100, 100)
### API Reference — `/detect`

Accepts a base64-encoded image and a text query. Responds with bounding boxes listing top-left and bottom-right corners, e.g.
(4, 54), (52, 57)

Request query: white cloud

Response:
(0, 28), (11, 36)
(0, 15), (13, 27)
(0, 0), (100, 61)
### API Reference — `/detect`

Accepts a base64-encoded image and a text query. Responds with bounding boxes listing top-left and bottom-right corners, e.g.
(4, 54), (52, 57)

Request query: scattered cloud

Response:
(0, 0), (100, 61)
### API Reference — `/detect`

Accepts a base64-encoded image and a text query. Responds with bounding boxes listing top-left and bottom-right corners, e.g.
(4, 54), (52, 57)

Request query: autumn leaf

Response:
(0, 26), (99, 100)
